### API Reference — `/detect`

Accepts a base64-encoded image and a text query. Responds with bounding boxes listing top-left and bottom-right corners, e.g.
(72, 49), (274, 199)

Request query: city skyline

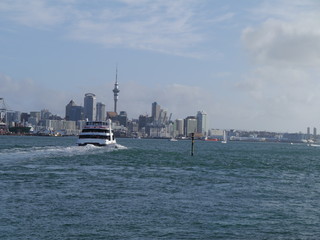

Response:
(1, 1), (320, 132)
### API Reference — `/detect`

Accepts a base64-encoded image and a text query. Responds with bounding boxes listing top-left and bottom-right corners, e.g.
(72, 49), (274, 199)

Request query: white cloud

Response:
(66, 0), (206, 57)
(0, 0), (232, 58)
(0, 0), (68, 29)
(242, 19), (320, 67)
(243, 1), (320, 67)
(237, 1), (320, 130)
(236, 0), (320, 131)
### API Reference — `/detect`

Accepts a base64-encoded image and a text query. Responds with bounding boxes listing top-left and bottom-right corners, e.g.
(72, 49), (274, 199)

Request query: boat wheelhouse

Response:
(77, 119), (116, 147)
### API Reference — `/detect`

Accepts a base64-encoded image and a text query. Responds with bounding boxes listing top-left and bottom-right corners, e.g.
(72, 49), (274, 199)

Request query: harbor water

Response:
(1, 136), (320, 239)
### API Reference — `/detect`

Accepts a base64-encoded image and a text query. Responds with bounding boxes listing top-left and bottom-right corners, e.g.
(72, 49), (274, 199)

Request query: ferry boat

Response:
(77, 119), (116, 147)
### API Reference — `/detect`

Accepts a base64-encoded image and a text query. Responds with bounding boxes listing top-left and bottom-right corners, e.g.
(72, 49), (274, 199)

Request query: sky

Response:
(1, 0), (320, 132)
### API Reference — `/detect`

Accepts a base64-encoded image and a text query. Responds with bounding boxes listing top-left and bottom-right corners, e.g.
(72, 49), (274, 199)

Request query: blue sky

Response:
(1, 0), (320, 132)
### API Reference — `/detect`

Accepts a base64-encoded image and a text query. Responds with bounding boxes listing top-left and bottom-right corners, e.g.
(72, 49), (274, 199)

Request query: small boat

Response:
(77, 119), (116, 147)
(169, 138), (178, 142)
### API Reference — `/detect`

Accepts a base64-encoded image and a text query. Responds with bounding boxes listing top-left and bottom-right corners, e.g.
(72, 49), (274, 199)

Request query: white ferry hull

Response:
(77, 139), (116, 147)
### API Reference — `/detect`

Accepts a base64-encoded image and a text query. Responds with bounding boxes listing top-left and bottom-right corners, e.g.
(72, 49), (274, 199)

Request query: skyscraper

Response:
(152, 102), (160, 122)
(184, 116), (197, 137)
(175, 119), (184, 136)
(65, 100), (76, 120)
(197, 111), (207, 136)
(84, 93), (96, 121)
(96, 102), (106, 121)
(113, 68), (120, 113)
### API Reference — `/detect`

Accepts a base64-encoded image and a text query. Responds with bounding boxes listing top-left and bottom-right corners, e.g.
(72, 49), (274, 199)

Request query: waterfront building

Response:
(21, 113), (30, 123)
(175, 119), (184, 137)
(184, 116), (197, 137)
(40, 119), (78, 135)
(28, 111), (41, 126)
(84, 93), (96, 121)
(196, 111), (207, 136)
(96, 102), (106, 121)
(138, 115), (148, 131)
(41, 109), (52, 120)
(7, 111), (21, 123)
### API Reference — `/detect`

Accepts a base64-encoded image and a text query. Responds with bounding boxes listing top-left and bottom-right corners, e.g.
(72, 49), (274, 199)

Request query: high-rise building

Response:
(66, 100), (76, 120)
(96, 102), (106, 121)
(66, 100), (84, 121)
(118, 111), (128, 127)
(175, 119), (184, 136)
(152, 102), (160, 122)
(84, 93), (96, 121)
(138, 115), (148, 131)
(184, 116), (197, 137)
(196, 111), (207, 136)
(113, 68), (120, 113)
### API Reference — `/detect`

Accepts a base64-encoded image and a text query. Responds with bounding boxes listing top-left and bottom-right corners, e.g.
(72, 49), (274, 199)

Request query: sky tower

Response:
(113, 67), (120, 113)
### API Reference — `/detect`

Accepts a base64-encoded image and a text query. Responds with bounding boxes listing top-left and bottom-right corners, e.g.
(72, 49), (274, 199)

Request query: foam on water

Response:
(0, 143), (128, 162)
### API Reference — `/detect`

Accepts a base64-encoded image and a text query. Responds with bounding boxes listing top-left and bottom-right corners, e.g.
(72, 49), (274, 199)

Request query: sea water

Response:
(1, 135), (320, 239)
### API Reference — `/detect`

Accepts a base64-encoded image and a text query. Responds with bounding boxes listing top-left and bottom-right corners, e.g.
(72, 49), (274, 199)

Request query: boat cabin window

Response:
(79, 135), (111, 140)
(82, 129), (108, 133)
(86, 121), (109, 126)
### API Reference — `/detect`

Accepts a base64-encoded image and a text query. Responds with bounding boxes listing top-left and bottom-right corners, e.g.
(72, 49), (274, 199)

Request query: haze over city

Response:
(1, 0), (320, 132)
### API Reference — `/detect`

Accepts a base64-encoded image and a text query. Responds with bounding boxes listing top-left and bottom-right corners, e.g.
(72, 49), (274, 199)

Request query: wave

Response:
(0, 143), (128, 162)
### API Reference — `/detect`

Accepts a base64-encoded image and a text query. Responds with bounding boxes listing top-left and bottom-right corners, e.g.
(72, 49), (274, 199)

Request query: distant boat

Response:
(221, 130), (227, 144)
(169, 138), (178, 142)
(204, 137), (219, 141)
(310, 144), (320, 147)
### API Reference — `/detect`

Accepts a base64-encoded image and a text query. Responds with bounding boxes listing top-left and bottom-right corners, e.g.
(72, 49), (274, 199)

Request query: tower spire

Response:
(113, 66), (120, 113)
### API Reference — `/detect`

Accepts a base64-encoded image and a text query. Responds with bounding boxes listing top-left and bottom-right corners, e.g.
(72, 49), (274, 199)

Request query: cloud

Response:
(235, 0), (320, 131)
(242, 19), (320, 67)
(242, 1), (320, 67)
(0, 0), (68, 29)
(66, 0), (207, 57)
(0, 0), (232, 58)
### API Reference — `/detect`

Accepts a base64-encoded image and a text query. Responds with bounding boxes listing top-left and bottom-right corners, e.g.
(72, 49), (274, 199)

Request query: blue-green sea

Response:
(1, 135), (320, 239)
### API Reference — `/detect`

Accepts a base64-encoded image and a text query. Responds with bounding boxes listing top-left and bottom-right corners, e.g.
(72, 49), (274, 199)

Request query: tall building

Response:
(175, 119), (184, 136)
(66, 100), (84, 121)
(96, 102), (106, 121)
(196, 111), (207, 136)
(113, 68), (120, 113)
(152, 102), (160, 122)
(66, 100), (76, 120)
(138, 115), (148, 131)
(184, 116), (197, 137)
(84, 93), (96, 121)
(118, 111), (128, 127)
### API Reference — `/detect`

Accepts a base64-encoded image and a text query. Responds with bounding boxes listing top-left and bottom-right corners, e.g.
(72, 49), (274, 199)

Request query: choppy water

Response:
(1, 136), (320, 239)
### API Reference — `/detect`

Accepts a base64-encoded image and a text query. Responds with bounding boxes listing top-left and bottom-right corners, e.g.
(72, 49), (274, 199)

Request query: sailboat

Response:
(221, 130), (227, 144)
